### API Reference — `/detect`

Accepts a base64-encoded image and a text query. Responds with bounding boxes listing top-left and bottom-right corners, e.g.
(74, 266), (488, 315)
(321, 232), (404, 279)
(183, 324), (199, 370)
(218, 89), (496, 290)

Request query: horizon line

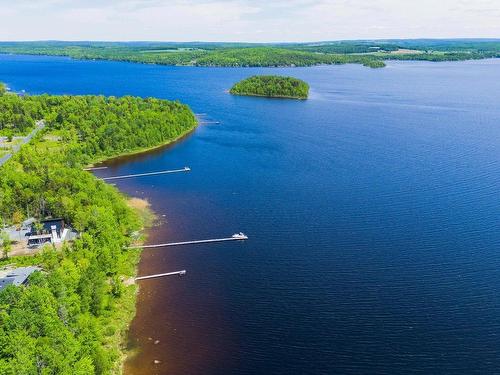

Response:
(1, 37), (500, 44)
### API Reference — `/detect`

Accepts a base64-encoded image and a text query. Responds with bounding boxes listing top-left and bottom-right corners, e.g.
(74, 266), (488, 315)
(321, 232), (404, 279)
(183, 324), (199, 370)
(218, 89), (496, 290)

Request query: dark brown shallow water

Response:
(100, 133), (246, 375)
(124, 224), (225, 374)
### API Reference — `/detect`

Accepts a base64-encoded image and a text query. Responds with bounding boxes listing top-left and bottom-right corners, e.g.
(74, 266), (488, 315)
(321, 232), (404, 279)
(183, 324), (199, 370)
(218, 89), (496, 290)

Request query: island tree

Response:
(230, 75), (310, 99)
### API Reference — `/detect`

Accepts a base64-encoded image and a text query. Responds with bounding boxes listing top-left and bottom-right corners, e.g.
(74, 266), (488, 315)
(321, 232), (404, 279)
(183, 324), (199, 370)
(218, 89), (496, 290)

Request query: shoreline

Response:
(2, 51), (498, 71)
(0, 89), (199, 373)
(114, 197), (156, 374)
(96, 125), (197, 374)
(87, 124), (197, 167)
(230, 92), (308, 100)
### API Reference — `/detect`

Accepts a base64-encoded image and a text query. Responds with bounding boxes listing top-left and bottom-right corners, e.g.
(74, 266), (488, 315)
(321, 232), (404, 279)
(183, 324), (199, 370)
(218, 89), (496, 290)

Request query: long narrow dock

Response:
(83, 166), (108, 171)
(199, 120), (221, 125)
(136, 270), (186, 281)
(102, 167), (190, 181)
(128, 233), (248, 249)
(195, 113), (220, 125)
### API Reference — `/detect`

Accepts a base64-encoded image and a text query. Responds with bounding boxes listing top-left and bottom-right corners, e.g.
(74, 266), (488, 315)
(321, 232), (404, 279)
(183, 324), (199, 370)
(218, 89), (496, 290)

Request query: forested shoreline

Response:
(0, 45), (384, 68)
(0, 91), (197, 374)
(230, 76), (309, 99)
(1, 40), (498, 69)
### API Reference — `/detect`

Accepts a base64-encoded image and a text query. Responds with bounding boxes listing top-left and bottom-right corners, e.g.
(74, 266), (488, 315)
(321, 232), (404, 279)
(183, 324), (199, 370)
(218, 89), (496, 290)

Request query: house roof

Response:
(0, 278), (15, 290)
(40, 218), (64, 235)
(0, 266), (41, 292)
(41, 218), (64, 225)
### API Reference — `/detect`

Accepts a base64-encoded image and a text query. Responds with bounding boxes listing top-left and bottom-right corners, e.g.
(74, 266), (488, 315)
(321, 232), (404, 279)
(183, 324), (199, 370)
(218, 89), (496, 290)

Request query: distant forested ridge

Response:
(230, 76), (309, 99)
(0, 44), (381, 67)
(0, 92), (196, 374)
(0, 39), (498, 68)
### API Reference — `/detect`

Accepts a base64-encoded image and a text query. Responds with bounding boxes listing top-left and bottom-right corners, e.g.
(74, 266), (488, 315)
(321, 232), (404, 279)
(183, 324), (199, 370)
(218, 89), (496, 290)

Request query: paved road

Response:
(0, 120), (45, 167)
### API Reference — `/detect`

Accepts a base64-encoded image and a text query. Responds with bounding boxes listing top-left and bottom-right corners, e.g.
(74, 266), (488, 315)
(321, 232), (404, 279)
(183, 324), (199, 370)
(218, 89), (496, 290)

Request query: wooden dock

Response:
(136, 270), (186, 281)
(102, 167), (190, 181)
(128, 233), (248, 249)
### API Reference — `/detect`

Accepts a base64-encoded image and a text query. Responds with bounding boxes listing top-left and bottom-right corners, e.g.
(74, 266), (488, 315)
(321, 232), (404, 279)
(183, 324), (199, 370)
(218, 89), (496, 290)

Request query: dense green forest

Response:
(0, 40), (499, 68)
(0, 93), (45, 135)
(0, 44), (383, 67)
(230, 76), (309, 99)
(0, 94), (196, 160)
(0, 93), (196, 374)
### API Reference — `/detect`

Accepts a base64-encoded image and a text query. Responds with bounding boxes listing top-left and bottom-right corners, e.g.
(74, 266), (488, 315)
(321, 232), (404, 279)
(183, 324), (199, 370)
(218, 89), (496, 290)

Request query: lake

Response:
(1, 55), (499, 374)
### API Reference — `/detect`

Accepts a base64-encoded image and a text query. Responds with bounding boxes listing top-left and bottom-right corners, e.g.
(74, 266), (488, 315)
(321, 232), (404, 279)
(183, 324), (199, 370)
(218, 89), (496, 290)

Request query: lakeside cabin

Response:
(27, 218), (69, 247)
(0, 266), (41, 293)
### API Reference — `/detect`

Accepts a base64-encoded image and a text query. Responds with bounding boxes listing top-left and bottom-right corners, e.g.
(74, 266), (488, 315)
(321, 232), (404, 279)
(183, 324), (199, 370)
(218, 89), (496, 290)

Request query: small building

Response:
(0, 266), (41, 292)
(27, 218), (69, 247)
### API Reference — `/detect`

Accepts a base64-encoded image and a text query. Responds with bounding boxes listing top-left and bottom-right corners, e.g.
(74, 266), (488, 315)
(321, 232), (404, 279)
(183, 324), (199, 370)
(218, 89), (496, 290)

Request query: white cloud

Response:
(0, 0), (499, 41)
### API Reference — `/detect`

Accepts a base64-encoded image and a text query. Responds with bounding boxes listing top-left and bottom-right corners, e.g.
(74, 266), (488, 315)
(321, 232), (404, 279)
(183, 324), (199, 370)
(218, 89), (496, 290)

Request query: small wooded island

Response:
(230, 75), (309, 99)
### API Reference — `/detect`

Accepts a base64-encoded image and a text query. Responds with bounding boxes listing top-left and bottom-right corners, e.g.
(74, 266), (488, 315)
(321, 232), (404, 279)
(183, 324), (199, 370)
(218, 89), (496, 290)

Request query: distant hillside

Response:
(0, 40), (499, 68)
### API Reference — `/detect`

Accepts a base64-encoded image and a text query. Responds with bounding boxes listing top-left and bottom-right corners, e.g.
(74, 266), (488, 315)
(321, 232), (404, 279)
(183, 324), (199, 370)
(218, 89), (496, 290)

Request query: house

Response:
(27, 218), (69, 247)
(0, 266), (41, 292)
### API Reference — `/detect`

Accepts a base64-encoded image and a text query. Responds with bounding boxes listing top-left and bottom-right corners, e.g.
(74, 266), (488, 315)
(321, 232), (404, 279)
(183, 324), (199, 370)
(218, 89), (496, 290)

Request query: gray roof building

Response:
(0, 266), (41, 292)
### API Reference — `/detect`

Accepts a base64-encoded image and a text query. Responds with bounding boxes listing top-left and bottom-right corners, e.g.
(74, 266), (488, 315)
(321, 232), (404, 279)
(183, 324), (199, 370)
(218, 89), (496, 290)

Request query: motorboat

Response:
(232, 232), (248, 240)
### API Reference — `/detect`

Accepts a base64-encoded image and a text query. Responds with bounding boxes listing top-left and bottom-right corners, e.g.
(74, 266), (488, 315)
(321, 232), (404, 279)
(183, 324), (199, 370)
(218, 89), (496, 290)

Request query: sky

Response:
(0, 0), (499, 42)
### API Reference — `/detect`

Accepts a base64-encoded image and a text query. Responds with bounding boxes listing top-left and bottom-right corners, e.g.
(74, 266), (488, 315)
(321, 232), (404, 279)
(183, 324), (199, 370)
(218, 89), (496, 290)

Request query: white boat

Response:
(232, 232), (248, 240)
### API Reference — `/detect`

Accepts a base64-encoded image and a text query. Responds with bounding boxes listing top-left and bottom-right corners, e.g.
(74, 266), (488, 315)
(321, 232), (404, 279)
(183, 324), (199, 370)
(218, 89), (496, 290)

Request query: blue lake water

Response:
(1, 54), (499, 374)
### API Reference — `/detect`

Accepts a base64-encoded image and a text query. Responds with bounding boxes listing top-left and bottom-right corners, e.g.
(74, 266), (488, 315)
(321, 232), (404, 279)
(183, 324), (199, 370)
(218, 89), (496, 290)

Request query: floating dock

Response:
(136, 270), (186, 281)
(102, 167), (190, 181)
(128, 233), (248, 249)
